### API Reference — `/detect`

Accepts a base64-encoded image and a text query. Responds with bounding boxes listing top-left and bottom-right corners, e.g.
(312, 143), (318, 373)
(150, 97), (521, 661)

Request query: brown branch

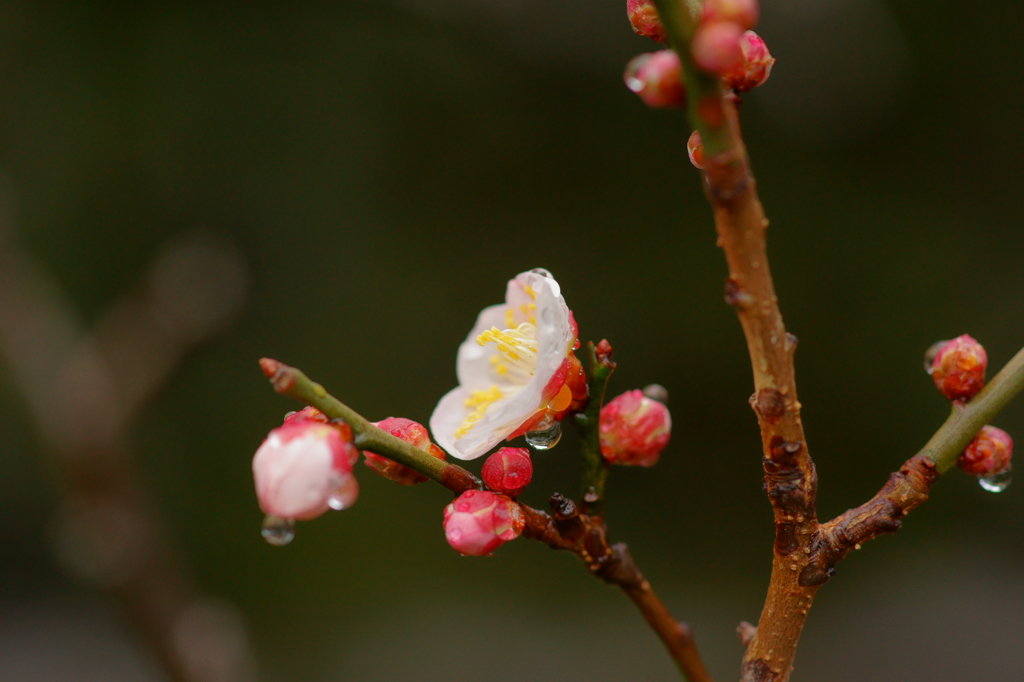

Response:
(701, 102), (819, 682)
(263, 359), (712, 682)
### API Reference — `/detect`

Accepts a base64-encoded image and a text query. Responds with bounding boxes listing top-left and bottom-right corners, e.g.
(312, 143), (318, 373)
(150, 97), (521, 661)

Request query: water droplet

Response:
(979, 465), (1012, 493)
(923, 340), (948, 373)
(529, 268), (552, 278)
(327, 477), (359, 510)
(642, 384), (669, 403)
(525, 418), (561, 450)
(623, 53), (651, 94)
(261, 515), (295, 546)
(583, 487), (599, 503)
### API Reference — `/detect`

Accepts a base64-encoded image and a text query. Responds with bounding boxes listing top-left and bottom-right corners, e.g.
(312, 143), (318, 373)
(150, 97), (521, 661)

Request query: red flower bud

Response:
(624, 50), (686, 109)
(283, 406), (330, 426)
(959, 426), (1013, 478)
(443, 490), (525, 556)
(687, 130), (704, 169)
(599, 389), (671, 467)
(691, 21), (744, 75)
(481, 447), (533, 498)
(927, 334), (987, 402)
(627, 0), (667, 43)
(364, 417), (446, 485)
(252, 422), (359, 521)
(701, 0), (759, 30)
(721, 31), (775, 92)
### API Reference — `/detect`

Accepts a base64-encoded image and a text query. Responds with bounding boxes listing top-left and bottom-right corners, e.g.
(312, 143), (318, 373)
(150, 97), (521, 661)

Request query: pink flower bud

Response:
(283, 406), (329, 426)
(721, 31), (775, 92)
(959, 426), (1012, 476)
(927, 334), (987, 402)
(627, 0), (667, 43)
(691, 21), (743, 75)
(481, 447), (533, 498)
(364, 417), (446, 485)
(624, 50), (686, 109)
(252, 422), (359, 520)
(443, 490), (525, 556)
(599, 389), (671, 467)
(687, 130), (704, 169)
(701, 0), (759, 30)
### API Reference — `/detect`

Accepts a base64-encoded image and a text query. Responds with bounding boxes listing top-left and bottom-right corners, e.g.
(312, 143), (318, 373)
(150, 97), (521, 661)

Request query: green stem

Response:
(575, 341), (616, 517)
(920, 344), (1024, 473)
(259, 358), (480, 492)
(649, 0), (737, 156)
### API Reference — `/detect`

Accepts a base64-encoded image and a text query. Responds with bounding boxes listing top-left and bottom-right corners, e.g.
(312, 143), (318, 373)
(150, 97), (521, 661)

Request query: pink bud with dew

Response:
(599, 390), (671, 467)
(701, 0), (759, 30)
(481, 447), (533, 498)
(959, 426), (1013, 476)
(687, 130), (704, 169)
(928, 334), (987, 402)
(624, 50), (686, 109)
(627, 0), (667, 43)
(722, 31), (775, 92)
(691, 21), (744, 75)
(364, 417), (446, 485)
(252, 422), (360, 520)
(443, 490), (525, 556)
(283, 406), (330, 426)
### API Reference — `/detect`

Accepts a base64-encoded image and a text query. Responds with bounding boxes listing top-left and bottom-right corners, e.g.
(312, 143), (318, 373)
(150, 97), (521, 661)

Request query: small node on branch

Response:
(926, 334), (987, 402)
(595, 339), (615, 367)
(724, 276), (756, 309)
(737, 621), (757, 648)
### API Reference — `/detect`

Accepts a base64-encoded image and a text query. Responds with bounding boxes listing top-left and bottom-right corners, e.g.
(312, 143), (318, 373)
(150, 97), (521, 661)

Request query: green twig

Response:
(920, 344), (1024, 473)
(259, 358), (480, 493)
(575, 341), (616, 517)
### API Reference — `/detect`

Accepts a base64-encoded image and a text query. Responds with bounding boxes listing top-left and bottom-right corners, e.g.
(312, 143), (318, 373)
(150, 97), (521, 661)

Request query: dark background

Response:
(2, 1), (1023, 680)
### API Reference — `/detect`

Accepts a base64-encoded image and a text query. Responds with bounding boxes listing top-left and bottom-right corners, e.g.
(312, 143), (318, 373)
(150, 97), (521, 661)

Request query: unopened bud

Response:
(959, 426), (1012, 476)
(481, 447), (533, 498)
(722, 31), (775, 92)
(599, 389), (672, 467)
(691, 21), (744, 75)
(624, 50), (686, 109)
(687, 130), (704, 169)
(364, 417), (446, 485)
(443, 490), (525, 556)
(252, 422), (359, 521)
(627, 0), (667, 43)
(283, 406), (329, 426)
(701, 0), (759, 30)
(927, 334), (987, 402)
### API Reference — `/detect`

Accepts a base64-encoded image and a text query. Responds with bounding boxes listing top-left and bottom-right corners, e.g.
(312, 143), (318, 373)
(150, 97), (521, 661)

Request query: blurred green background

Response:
(2, 0), (1023, 680)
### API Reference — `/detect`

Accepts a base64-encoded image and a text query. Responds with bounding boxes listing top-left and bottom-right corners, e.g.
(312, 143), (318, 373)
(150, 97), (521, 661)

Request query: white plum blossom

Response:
(430, 269), (576, 460)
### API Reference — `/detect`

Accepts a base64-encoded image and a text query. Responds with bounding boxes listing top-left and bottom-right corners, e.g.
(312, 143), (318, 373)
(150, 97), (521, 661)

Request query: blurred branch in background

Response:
(0, 173), (255, 682)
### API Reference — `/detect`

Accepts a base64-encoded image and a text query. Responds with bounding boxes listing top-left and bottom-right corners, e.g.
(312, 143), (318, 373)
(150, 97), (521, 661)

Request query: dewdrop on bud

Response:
(691, 21), (744, 75)
(959, 426), (1013, 492)
(282, 406), (330, 425)
(363, 417), (446, 485)
(252, 421), (359, 522)
(627, 0), (667, 43)
(927, 334), (987, 402)
(624, 50), (686, 109)
(701, 0), (759, 30)
(722, 31), (775, 92)
(687, 131), (704, 169)
(599, 390), (672, 467)
(481, 447), (533, 498)
(442, 490), (525, 556)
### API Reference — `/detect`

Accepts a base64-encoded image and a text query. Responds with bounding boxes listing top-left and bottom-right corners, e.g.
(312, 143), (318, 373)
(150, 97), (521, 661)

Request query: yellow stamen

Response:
(523, 284), (536, 300)
(476, 323), (539, 379)
(505, 308), (515, 329)
(455, 385), (503, 438)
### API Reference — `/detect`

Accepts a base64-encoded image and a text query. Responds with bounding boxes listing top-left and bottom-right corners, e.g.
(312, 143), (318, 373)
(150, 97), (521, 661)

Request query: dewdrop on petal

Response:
(721, 31), (775, 92)
(252, 421), (359, 523)
(364, 417), (446, 485)
(599, 390), (672, 467)
(692, 21), (744, 75)
(627, 0), (667, 43)
(624, 51), (686, 109)
(443, 490), (525, 556)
